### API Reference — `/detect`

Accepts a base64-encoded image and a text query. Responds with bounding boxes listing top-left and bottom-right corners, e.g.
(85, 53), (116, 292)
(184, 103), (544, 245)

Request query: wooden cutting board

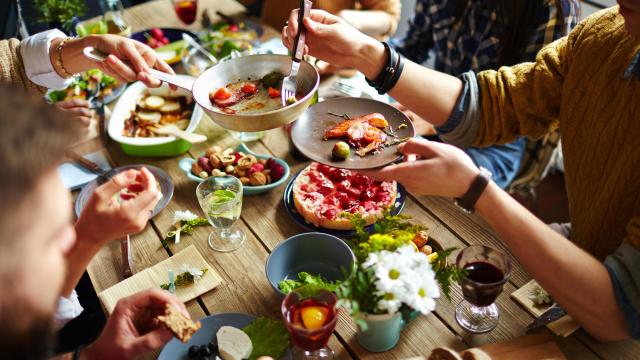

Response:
(474, 332), (566, 360)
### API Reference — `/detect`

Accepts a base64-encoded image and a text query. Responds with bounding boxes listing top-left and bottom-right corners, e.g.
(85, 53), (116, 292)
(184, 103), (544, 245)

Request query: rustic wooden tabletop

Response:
(77, 0), (639, 358)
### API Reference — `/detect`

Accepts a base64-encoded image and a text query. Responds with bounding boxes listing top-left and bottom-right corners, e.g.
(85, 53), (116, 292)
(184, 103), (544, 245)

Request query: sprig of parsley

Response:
(161, 218), (209, 248)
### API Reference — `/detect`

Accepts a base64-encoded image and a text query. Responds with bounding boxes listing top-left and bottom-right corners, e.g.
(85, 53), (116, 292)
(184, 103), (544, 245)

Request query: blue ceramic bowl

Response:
(178, 143), (290, 196)
(266, 232), (355, 298)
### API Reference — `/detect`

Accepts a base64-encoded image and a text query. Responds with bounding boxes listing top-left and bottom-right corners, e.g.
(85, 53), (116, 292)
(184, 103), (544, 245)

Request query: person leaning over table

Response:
(0, 29), (178, 327)
(0, 29), (175, 127)
(0, 85), (191, 359)
(387, 0), (580, 189)
(282, 3), (640, 342)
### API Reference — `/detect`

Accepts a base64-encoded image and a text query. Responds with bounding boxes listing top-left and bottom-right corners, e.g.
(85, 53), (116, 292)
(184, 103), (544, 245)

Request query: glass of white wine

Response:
(196, 176), (245, 252)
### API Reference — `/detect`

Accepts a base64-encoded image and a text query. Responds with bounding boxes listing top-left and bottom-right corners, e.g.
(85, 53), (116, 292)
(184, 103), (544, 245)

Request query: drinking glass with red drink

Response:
(455, 245), (511, 333)
(282, 290), (338, 359)
(172, 0), (198, 25)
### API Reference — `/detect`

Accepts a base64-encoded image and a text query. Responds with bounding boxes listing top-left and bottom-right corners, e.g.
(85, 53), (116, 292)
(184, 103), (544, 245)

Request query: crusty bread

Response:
(292, 163), (396, 230)
(156, 304), (201, 343)
(460, 349), (492, 360)
(217, 326), (253, 360)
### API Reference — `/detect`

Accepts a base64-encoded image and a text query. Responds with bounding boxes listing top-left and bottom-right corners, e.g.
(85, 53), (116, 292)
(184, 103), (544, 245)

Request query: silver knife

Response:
(526, 304), (567, 331)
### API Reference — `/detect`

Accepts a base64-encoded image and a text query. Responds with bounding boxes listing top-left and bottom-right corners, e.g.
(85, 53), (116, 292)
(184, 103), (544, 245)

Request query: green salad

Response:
(48, 69), (118, 103)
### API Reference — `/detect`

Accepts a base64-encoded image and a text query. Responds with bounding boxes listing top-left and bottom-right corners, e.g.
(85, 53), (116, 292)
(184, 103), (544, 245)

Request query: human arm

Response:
(361, 138), (632, 341)
(338, 0), (401, 37)
(62, 168), (160, 297)
(282, 9), (463, 126)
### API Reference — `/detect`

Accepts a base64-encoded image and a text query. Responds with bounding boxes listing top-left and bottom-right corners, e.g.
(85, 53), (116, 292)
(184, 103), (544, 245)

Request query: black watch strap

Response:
(454, 167), (492, 214)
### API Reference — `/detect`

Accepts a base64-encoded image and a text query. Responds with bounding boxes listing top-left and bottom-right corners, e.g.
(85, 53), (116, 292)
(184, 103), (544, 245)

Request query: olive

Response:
(332, 141), (351, 160)
(207, 343), (218, 353)
(286, 96), (297, 105)
(188, 345), (200, 358)
(199, 345), (212, 356)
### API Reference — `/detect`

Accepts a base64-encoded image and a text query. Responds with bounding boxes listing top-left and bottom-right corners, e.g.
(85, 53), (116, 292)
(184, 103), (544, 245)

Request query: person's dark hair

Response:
(0, 84), (81, 238)
(454, 0), (547, 66)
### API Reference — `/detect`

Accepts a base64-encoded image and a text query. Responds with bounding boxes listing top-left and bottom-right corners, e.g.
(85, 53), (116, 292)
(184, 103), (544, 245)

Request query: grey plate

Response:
(158, 313), (293, 360)
(291, 97), (415, 170)
(74, 164), (174, 218)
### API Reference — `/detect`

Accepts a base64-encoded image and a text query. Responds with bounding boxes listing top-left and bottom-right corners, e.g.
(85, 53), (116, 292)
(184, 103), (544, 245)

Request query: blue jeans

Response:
(464, 138), (526, 189)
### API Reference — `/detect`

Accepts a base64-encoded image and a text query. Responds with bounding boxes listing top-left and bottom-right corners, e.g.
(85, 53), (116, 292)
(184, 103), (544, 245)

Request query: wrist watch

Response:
(454, 167), (492, 214)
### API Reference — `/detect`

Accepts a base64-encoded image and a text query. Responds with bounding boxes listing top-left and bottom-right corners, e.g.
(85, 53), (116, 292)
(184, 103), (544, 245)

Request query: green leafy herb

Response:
(243, 317), (290, 360)
(48, 89), (68, 103)
(278, 272), (341, 295)
(327, 111), (351, 119)
(261, 71), (284, 88)
(33, 0), (87, 32)
(398, 123), (408, 129)
(430, 247), (466, 301)
(160, 268), (208, 290)
(161, 218), (209, 248)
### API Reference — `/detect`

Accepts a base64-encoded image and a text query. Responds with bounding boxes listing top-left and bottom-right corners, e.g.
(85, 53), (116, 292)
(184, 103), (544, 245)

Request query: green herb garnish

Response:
(161, 217), (209, 248)
(160, 268), (208, 290)
(278, 272), (340, 295)
(243, 317), (290, 360)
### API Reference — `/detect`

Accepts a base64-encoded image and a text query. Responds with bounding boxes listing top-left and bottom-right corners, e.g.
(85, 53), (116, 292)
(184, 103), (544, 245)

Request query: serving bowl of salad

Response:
(45, 69), (125, 107)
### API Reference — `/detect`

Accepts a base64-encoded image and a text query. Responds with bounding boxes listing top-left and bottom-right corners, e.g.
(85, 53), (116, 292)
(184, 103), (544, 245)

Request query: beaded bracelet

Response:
(55, 37), (77, 78)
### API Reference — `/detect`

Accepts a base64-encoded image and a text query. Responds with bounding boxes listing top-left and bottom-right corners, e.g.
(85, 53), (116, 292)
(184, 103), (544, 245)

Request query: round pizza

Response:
(292, 162), (397, 230)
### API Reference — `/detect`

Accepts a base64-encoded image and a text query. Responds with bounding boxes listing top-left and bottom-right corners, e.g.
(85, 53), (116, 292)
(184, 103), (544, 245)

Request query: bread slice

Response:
(156, 304), (201, 343)
(217, 326), (253, 360)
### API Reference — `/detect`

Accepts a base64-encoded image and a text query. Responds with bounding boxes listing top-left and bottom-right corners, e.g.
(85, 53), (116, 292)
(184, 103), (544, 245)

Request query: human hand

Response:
(74, 167), (160, 248)
(282, 9), (383, 73)
(359, 138), (479, 197)
(56, 99), (93, 127)
(82, 289), (189, 360)
(390, 102), (437, 136)
(58, 34), (175, 88)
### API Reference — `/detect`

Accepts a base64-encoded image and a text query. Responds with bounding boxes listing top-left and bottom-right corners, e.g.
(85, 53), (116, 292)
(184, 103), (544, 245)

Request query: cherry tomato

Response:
(213, 87), (232, 100)
(241, 83), (257, 94)
(268, 86), (280, 98)
(150, 28), (164, 40)
(160, 37), (170, 45)
(147, 37), (158, 48)
(228, 24), (239, 32)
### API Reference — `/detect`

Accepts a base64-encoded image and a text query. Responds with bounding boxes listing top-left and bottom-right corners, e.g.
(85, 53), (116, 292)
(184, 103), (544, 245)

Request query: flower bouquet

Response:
(280, 209), (464, 352)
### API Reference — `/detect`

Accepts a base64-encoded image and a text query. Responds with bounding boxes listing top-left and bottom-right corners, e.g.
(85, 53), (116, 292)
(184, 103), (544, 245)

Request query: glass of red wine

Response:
(172, 0), (198, 25)
(282, 290), (338, 359)
(455, 245), (511, 333)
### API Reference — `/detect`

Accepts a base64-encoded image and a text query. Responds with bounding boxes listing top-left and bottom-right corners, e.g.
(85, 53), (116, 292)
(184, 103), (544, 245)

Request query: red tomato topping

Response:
(214, 87), (232, 100)
(150, 28), (164, 40)
(268, 87), (280, 98)
(241, 83), (258, 94)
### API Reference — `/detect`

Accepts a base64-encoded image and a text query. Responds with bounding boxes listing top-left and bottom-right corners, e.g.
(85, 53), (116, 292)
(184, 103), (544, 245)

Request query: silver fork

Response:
(281, 0), (312, 106)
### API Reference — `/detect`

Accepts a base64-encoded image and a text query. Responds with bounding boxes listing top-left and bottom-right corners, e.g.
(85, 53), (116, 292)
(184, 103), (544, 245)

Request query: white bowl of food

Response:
(108, 75), (203, 157)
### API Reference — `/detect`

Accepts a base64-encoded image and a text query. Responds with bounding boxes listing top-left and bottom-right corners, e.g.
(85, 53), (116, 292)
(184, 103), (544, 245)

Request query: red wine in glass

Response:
(282, 290), (338, 359)
(173, 0), (198, 25)
(461, 261), (505, 306)
(455, 246), (511, 333)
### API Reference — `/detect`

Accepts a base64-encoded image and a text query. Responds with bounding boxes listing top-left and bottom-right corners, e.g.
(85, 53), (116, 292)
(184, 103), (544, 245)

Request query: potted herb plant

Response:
(33, 0), (87, 32)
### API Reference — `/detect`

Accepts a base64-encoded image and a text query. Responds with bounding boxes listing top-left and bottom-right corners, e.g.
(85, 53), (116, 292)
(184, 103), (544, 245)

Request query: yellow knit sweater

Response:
(476, 7), (640, 259)
(0, 38), (44, 93)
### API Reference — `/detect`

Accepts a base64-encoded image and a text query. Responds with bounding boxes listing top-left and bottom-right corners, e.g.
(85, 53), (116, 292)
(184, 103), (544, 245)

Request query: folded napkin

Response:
(511, 280), (580, 337)
(58, 151), (111, 190)
(98, 245), (222, 314)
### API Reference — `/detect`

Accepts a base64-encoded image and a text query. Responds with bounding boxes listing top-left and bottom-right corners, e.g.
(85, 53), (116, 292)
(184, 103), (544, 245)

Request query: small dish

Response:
(265, 232), (355, 298)
(282, 168), (407, 238)
(74, 164), (174, 218)
(178, 143), (290, 195)
(108, 77), (204, 157)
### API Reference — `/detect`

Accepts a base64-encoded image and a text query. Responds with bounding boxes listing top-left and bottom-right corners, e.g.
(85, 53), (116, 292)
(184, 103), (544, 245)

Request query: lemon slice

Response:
(137, 111), (161, 123)
(160, 100), (180, 113)
(144, 95), (165, 110)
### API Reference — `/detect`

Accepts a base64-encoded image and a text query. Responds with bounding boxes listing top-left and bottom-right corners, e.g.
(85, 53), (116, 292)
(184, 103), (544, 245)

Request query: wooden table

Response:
(78, 1), (640, 358)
